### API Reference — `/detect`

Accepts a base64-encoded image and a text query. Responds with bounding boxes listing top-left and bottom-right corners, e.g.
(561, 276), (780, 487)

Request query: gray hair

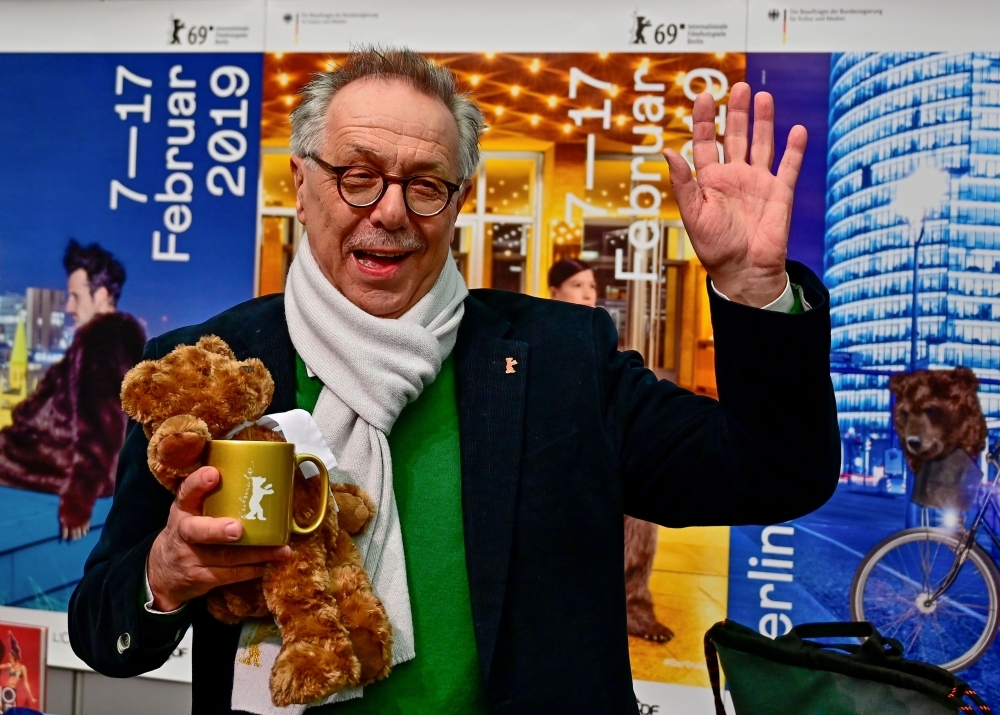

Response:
(290, 46), (485, 182)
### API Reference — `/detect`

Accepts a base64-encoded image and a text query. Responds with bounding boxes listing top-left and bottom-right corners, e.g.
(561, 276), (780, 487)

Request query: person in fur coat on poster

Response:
(0, 241), (145, 540)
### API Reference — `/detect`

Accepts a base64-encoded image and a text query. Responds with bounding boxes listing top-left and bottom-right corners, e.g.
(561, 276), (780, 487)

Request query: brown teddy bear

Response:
(889, 366), (987, 474)
(120, 335), (392, 706)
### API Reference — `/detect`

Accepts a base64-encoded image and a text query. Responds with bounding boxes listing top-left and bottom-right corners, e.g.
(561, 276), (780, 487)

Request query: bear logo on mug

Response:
(245, 475), (274, 521)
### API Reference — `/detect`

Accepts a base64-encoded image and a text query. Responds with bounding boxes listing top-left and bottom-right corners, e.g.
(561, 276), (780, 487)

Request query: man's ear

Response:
(290, 155), (309, 225)
(454, 178), (475, 213)
(93, 286), (114, 313)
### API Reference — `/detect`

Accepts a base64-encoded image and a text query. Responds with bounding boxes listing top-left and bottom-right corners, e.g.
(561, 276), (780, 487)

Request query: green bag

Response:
(704, 620), (990, 715)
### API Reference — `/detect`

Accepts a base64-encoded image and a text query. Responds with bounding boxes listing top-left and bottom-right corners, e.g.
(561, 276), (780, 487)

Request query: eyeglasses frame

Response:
(306, 155), (463, 218)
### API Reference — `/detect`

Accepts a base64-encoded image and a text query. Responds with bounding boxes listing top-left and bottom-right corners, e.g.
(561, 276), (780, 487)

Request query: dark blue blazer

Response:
(69, 261), (840, 714)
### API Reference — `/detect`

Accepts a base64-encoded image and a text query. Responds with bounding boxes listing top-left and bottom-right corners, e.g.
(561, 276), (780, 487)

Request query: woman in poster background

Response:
(548, 259), (674, 643)
(0, 632), (39, 710)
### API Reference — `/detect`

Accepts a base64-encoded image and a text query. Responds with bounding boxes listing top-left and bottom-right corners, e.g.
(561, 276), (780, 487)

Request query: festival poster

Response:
(260, 48), (744, 712)
(0, 48), (263, 602)
(1, 0), (999, 711)
(731, 1), (1000, 700)
(260, 2), (748, 709)
(0, 0), (267, 683)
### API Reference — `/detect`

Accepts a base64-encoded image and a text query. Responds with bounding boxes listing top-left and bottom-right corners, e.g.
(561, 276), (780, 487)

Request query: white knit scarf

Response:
(233, 234), (467, 713)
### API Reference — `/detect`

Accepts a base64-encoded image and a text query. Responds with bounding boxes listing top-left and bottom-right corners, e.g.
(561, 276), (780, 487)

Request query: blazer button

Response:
(117, 633), (131, 654)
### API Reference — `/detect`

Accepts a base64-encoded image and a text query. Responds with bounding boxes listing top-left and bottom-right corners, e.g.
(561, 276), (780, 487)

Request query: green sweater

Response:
(298, 355), (488, 714)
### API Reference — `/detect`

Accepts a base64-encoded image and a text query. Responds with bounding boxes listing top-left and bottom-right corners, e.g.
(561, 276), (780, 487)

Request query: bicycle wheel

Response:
(850, 527), (1000, 672)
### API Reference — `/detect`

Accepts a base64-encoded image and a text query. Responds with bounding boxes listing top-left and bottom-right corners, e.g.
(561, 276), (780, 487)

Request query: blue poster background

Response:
(745, 53), (830, 278)
(731, 51), (1000, 702)
(0, 52), (262, 611)
(0, 52), (262, 336)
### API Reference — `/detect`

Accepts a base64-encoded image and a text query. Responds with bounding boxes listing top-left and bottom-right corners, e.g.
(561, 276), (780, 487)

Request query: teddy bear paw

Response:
(349, 628), (390, 683)
(156, 431), (208, 470)
(270, 637), (359, 706)
(333, 491), (373, 535)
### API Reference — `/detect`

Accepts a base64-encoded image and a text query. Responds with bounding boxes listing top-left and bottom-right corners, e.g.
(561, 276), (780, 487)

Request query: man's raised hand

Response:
(664, 82), (807, 307)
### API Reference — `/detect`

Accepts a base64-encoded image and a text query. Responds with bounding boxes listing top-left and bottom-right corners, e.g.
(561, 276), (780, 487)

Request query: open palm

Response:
(665, 83), (807, 307)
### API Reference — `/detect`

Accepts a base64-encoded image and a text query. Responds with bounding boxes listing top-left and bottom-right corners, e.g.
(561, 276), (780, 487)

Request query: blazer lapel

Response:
(232, 295), (297, 414)
(455, 294), (529, 684)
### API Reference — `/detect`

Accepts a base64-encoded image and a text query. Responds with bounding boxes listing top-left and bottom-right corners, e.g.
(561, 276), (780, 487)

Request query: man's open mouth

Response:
(353, 250), (414, 270)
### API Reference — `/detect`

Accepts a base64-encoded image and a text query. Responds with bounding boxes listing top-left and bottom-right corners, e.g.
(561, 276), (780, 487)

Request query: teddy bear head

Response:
(889, 366), (986, 468)
(121, 335), (275, 438)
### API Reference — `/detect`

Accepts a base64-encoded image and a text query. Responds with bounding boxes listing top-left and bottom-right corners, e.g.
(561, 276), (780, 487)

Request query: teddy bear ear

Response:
(197, 335), (236, 358)
(243, 358), (275, 415)
(120, 360), (159, 421)
(888, 372), (909, 396)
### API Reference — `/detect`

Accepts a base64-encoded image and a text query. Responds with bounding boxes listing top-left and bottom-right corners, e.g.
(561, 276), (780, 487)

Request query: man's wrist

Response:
(709, 269), (787, 308)
(712, 273), (795, 312)
(144, 556), (187, 615)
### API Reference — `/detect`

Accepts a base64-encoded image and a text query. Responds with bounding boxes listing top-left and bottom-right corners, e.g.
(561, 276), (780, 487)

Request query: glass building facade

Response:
(826, 53), (1000, 456)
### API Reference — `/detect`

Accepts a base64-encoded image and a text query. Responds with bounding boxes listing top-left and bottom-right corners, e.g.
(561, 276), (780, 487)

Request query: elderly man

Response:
(70, 48), (838, 714)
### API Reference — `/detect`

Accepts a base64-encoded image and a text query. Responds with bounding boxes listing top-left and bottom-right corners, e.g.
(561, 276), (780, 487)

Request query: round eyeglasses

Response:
(307, 155), (462, 217)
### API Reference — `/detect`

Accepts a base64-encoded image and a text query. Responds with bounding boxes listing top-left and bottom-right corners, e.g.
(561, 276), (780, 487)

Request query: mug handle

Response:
(291, 454), (329, 535)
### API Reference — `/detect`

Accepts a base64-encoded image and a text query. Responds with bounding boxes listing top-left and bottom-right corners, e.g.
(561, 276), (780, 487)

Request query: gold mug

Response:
(202, 440), (329, 546)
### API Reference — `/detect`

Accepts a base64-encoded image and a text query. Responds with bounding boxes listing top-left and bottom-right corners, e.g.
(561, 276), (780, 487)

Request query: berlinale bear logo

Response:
(630, 12), (684, 45)
(631, 14), (653, 44)
(244, 475), (275, 521)
(170, 18), (186, 44)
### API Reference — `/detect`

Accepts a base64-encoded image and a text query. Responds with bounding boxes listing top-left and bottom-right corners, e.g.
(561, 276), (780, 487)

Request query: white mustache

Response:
(343, 226), (425, 253)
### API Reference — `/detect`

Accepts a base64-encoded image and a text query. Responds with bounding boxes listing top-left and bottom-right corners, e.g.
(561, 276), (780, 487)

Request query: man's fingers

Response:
(178, 514), (244, 544)
(691, 92), (721, 171)
(664, 148), (693, 185)
(723, 82), (750, 164)
(198, 564), (269, 589)
(776, 125), (809, 190)
(196, 544), (292, 568)
(663, 149), (701, 224)
(750, 91), (775, 170)
(175, 466), (220, 514)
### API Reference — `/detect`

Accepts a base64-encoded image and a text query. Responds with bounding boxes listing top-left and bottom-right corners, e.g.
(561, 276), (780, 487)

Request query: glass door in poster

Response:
(458, 152), (542, 291)
(584, 216), (688, 382)
(259, 147), (302, 295)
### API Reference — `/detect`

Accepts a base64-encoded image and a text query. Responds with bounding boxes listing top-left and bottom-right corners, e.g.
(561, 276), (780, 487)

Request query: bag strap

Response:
(703, 624), (727, 715)
(953, 686), (992, 714)
(790, 622), (874, 639)
(782, 621), (904, 662)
